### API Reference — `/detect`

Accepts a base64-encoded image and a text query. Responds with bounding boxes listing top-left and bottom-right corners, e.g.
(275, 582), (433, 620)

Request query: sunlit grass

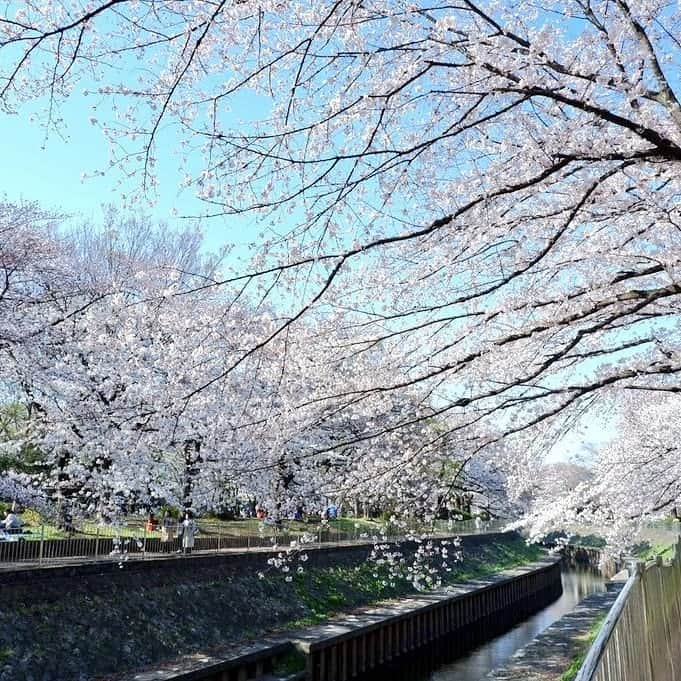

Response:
(560, 614), (606, 681)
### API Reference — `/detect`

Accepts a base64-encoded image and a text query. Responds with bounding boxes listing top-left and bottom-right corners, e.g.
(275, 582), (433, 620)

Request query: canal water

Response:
(427, 567), (605, 680)
(356, 568), (606, 681)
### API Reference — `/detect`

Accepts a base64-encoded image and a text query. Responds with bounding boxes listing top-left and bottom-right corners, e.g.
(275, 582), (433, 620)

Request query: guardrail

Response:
(0, 518), (508, 569)
(575, 538), (681, 681)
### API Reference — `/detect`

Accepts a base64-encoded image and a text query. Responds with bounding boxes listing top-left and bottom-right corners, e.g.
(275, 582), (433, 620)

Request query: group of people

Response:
(1, 504), (198, 554)
(149, 511), (197, 554)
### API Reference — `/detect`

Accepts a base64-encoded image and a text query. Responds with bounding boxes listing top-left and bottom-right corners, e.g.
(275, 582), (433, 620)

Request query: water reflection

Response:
(354, 568), (605, 681)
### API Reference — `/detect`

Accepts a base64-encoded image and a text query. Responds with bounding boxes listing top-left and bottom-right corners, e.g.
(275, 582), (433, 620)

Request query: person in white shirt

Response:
(180, 512), (197, 555)
(3, 512), (21, 531)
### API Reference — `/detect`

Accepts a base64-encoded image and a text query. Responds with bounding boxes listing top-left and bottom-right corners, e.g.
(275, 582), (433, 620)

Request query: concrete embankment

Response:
(130, 557), (562, 681)
(0, 532), (539, 681)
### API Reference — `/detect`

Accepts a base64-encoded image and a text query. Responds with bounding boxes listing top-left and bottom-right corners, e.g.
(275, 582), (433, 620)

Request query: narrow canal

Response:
(356, 567), (606, 681)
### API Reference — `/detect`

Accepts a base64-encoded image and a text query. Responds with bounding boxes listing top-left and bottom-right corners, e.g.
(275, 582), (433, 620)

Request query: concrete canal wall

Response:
(130, 557), (562, 681)
(292, 557), (561, 681)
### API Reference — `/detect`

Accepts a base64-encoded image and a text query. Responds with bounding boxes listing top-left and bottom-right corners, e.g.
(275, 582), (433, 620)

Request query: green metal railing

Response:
(0, 517), (508, 569)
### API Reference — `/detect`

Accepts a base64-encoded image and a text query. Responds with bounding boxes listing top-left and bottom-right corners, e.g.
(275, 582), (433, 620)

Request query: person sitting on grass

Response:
(3, 510), (22, 532)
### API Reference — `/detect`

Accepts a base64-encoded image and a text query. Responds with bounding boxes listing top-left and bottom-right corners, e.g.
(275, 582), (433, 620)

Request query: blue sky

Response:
(0, 93), (250, 256)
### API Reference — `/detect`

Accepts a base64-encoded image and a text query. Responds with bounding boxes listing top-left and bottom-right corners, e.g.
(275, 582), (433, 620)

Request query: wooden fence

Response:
(575, 538), (681, 681)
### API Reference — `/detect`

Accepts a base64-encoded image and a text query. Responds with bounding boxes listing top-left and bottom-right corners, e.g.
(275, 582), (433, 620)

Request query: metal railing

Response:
(575, 537), (681, 681)
(0, 517), (509, 570)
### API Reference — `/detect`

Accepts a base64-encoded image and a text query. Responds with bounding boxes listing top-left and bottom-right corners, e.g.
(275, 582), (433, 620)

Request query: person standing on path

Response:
(160, 510), (175, 552)
(3, 510), (21, 530)
(180, 511), (197, 555)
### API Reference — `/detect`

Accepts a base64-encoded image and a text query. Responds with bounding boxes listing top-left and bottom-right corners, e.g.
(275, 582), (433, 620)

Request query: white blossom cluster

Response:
(2, 2), (681, 548)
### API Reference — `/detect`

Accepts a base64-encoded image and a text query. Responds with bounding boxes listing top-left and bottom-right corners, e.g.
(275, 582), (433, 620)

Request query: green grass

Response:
(633, 541), (676, 562)
(16, 512), (500, 546)
(286, 535), (544, 628)
(560, 614), (607, 681)
(448, 539), (544, 581)
(18, 514), (410, 541)
(561, 653), (586, 681)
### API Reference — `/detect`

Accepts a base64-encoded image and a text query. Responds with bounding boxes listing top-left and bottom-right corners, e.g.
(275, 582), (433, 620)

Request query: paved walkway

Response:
(487, 576), (626, 681)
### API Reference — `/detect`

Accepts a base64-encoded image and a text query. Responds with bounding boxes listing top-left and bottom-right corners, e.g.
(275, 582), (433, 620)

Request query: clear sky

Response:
(0, 93), (251, 257)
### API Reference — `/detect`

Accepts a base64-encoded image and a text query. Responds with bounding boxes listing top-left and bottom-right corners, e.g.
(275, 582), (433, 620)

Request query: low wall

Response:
(1, 532), (512, 605)
(297, 558), (562, 681)
(0, 542), (369, 604)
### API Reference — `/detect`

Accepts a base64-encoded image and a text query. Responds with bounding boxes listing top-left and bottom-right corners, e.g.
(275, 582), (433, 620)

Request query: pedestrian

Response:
(160, 511), (175, 552)
(180, 511), (197, 555)
(145, 512), (157, 533)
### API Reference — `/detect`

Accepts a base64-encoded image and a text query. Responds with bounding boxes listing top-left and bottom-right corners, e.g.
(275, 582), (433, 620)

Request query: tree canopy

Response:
(2, 1), (681, 540)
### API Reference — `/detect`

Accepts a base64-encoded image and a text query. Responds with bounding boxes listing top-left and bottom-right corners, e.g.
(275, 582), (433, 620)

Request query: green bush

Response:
(159, 505), (181, 519)
(20, 508), (42, 526)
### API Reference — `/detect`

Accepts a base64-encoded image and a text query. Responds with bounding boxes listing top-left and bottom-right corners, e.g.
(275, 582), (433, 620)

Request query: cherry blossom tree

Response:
(0, 212), (439, 520)
(0, 202), (72, 348)
(3, 2), (681, 538)
(519, 392), (681, 552)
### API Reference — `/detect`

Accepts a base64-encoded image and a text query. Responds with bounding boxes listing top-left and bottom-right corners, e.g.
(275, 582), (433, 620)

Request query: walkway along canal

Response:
(574, 538), (681, 681)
